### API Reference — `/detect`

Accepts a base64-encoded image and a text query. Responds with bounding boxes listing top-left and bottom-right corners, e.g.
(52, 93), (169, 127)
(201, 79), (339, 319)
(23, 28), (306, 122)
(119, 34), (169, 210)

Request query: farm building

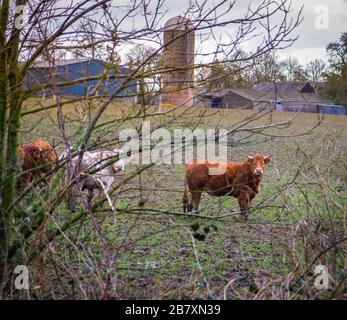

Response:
(24, 59), (138, 98)
(255, 81), (316, 94)
(317, 104), (346, 115)
(197, 88), (345, 115)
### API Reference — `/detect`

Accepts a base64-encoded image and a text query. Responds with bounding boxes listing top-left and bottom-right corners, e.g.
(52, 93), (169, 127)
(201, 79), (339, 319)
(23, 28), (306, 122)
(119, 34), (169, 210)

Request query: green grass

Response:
(17, 99), (347, 299)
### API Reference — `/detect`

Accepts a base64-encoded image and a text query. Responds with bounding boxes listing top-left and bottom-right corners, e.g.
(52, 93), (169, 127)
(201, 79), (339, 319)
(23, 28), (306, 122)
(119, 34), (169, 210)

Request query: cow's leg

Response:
(68, 194), (75, 212)
(237, 190), (251, 221)
(191, 191), (202, 214)
(183, 190), (193, 213)
(87, 188), (94, 208)
(67, 185), (78, 212)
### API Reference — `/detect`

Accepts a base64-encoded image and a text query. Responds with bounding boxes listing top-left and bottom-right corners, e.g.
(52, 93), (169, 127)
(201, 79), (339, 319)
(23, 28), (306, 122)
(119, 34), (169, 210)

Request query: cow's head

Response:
(111, 148), (126, 173)
(247, 153), (272, 177)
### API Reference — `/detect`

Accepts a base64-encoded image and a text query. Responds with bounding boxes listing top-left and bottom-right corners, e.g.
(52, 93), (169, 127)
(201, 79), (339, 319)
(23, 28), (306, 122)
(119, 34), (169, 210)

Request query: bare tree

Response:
(0, 0), (307, 298)
(196, 58), (251, 90)
(323, 32), (347, 106)
(126, 44), (163, 105)
(249, 53), (284, 84)
(280, 56), (306, 81)
(304, 59), (326, 82)
(327, 32), (347, 72)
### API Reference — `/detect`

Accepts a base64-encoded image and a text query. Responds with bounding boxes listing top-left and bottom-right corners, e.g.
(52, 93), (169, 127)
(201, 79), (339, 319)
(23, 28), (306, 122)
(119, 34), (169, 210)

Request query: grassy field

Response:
(17, 99), (347, 299)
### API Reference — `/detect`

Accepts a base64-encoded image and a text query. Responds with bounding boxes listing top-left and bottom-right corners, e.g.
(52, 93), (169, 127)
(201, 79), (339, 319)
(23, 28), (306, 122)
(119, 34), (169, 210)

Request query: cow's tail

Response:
(182, 173), (193, 213)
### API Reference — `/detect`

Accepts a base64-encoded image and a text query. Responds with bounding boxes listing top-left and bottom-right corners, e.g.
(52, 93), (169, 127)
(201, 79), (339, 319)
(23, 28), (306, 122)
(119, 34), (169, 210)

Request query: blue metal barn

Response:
(317, 104), (346, 115)
(25, 59), (138, 97)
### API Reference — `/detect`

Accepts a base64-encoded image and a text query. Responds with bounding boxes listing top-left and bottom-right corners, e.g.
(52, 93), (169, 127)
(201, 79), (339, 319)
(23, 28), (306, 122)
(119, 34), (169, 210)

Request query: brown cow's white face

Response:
(247, 153), (272, 177)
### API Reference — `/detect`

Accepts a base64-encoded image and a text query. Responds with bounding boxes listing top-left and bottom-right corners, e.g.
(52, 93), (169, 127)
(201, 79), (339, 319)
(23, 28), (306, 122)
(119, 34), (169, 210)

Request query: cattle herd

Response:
(17, 139), (271, 219)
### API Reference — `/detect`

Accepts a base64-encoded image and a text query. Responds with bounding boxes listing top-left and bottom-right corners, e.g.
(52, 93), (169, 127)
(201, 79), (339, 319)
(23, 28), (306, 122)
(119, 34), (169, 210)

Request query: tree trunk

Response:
(0, 0), (23, 292)
(2, 2), (23, 216)
(0, 0), (10, 292)
(0, 1), (9, 185)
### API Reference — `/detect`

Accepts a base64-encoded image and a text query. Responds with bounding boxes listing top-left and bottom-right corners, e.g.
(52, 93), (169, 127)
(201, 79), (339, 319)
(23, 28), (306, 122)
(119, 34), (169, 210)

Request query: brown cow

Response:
(17, 140), (57, 191)
(182, 153), (272, 219)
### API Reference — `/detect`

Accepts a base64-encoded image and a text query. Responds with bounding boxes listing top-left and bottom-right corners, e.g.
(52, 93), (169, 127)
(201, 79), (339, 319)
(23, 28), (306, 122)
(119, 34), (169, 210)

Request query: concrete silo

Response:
(161, 16), (195, 107)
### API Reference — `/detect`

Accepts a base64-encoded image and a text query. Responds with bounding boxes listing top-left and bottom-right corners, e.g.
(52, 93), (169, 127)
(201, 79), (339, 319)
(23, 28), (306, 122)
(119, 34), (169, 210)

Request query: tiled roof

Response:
(231, 89), (324, 103)
(32, 59), (93, 68)
(255, 81), (312, 92)
(199, 87), (331, 104)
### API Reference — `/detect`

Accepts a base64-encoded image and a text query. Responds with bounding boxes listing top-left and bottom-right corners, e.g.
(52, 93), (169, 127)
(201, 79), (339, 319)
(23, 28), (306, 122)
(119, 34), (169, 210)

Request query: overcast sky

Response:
(57, 0), (346, 65)
(276, 0), (347, 64)
(154, 0), (347, 65)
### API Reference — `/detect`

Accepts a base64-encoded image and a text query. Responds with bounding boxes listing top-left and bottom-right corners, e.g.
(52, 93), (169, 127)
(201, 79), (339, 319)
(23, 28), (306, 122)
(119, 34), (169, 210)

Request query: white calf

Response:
(67, 148), (127, 210)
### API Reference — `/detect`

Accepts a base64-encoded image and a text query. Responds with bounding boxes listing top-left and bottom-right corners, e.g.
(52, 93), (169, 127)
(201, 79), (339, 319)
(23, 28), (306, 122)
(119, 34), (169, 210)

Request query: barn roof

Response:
(28, 59), (133, 75)
(255, 81), (313, 93)
(199, 88), (330, 104)
(197, 88), (230, 98)
(31, 59), (93, 68)
(230, 89), (328, 104)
